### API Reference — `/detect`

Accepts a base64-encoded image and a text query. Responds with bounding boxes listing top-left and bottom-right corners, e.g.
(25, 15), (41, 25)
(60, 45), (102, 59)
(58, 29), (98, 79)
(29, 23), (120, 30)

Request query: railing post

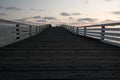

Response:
(67, 26), (69, 30)
(39, 26), (41, 32)
(73, 27), (74, 33)
(16, 24), (20, 39)
(70, 26), (71, 32)
(84, 27), (86, 36)
(36, 26), (38, 34)
(68, 26), (70, 30)
(71, 26), (72, 32)
(69, 26), (71, 32)
(76, 27), (79, 35)
(29, 25), (32, 36)
(101, 26), (105, 41)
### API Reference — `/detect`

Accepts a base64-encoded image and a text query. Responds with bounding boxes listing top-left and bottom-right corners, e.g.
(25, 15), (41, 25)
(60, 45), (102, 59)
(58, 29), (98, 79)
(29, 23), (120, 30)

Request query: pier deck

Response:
(0, 27), (120, 80)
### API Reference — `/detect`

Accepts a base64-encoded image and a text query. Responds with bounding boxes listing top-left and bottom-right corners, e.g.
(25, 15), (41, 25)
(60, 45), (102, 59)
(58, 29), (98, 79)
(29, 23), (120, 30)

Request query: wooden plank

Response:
(0, 27), (120, 79)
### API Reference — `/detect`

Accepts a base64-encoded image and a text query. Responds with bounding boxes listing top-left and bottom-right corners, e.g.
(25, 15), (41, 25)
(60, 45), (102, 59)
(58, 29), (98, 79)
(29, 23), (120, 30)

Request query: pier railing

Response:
(0, 20), (50, 47)
(62, 22), (120, 47)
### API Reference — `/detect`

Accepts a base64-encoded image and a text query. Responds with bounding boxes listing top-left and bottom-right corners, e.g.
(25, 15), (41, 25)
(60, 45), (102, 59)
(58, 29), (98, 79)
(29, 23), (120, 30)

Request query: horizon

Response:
(0, 0), (120, 26)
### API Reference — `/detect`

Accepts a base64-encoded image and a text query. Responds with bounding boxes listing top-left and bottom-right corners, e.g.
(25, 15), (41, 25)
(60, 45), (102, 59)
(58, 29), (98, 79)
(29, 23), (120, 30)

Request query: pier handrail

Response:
(61, 22), (120, 47)
(0, 19), (50, 47)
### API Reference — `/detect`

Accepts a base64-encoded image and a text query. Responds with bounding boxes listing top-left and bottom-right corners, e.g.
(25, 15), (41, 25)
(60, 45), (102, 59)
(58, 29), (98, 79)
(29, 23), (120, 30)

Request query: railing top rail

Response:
(61, 22), (120, 28)
(0, 19), (51, 27)
(0, 19), (34, 26)
(79, 22), (120, 27)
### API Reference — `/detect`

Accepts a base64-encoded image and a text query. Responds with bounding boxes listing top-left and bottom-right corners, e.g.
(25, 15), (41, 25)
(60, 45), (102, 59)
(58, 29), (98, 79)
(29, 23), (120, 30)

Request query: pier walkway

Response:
(0, 27), (120, 80)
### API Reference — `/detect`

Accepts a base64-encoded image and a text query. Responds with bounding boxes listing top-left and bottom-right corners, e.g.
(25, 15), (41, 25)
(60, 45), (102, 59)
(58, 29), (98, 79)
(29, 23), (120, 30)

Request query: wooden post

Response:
(101, 26), (105, 41)
(39, 26), (41, 32)
(67, 26), (68, 30)
(36, 26), (38, 34)
(70, 26), (71, 31)
(29, 25), (32, 36)
(76, 27), (79, 35)
(73, 27), (74, 33)
(16, 24), (20, 39)
(84, 27), (86, 36)
(68, 26), (69, 30)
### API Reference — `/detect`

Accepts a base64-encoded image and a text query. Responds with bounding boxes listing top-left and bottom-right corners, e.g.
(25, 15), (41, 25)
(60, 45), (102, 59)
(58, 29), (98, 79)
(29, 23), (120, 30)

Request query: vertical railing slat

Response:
(29, 25), (32, 36)
(36, 26), (38, 34)
(16, 24), (20, 39)
(101, 26), (105, 41)
(76, 27), (79, 35)
(84, 27), (86, 36)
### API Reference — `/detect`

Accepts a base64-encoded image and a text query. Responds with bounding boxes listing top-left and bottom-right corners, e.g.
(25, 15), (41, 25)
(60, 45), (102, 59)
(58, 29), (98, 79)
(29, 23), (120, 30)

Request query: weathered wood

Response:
(76, 27), (79, 35)
(84, 27), (87, 36)
(101, 26), (105, 41)
(16, 24), (20, 39)
(29, 25), (32, 36)
(0, 27), (120, 80)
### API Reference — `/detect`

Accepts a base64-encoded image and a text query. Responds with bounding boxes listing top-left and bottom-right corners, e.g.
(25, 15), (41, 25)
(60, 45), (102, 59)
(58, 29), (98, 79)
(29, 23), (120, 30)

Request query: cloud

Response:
(84, 0), (89, 4)
(16, 17), (31, 22)
(16, 19), (27, 22)
(60, 12), (70, 16)
(15, 16), (57, 25)
(100, 19), (118, 24)
(36, 20), (46, 22)
(112, 11), (120, 15)
(0, 13), (7, 16)
(43, 16), (56, 20)
(104, 0), (112, 2)
(0, 6), (21, 11)
(0, 6), (4, 9)
(33, 16), (41, 19)
(71, 12), (81, 15)
(77, 18), (98, 22)
(69, 17), (74, 20)
(31, 8), (45, 12)
(16, 16), (41, 22)
(5, 7), (21, 11)
(60, 12), (81, 16)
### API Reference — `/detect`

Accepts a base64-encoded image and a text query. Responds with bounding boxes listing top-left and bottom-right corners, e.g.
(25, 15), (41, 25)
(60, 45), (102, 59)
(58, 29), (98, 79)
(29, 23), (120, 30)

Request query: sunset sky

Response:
(0, 0), (120, 26)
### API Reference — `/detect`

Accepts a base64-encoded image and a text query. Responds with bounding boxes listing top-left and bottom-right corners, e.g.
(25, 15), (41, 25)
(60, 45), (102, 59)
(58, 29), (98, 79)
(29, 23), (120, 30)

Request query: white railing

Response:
(0, 19), (50, 47)
(61, 22), (120, 47)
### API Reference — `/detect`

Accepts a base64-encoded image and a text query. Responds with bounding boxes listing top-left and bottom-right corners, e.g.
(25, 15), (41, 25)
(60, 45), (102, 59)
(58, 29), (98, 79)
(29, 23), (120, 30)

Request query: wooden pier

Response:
(0, 27), (120, 80)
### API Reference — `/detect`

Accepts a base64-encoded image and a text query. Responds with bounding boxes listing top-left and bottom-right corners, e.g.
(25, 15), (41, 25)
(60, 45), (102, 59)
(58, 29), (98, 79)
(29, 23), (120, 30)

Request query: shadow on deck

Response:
(0, 27), (120, 80)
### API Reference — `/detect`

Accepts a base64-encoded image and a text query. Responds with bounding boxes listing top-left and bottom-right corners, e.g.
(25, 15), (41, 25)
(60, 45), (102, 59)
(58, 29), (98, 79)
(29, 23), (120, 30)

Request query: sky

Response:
(0, 0), (120, 26)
